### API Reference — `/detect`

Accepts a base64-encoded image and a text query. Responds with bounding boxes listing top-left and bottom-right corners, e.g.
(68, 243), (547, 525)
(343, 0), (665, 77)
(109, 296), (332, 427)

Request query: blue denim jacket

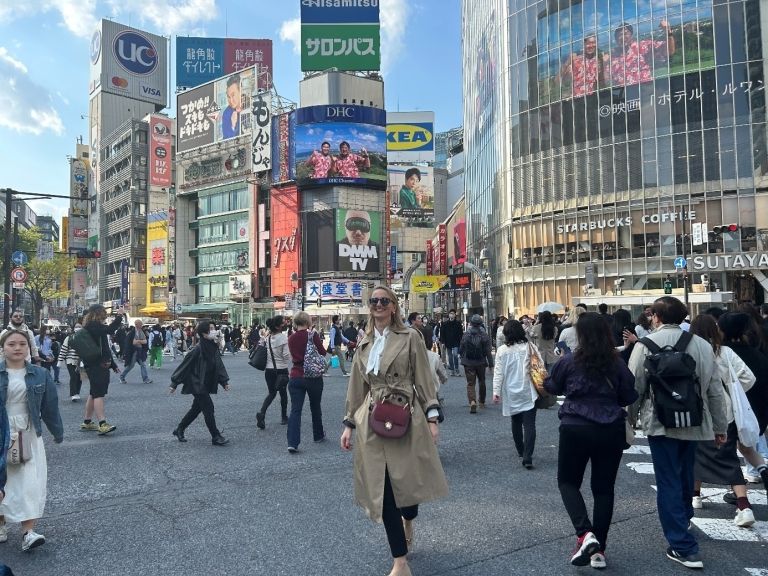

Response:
(0, 362), (64, 443)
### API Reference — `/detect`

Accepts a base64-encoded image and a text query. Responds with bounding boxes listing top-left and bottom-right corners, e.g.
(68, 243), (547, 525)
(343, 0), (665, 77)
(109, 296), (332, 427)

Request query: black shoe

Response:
(280, 416), (288, 425)
(256, 412), (265, 430)
(523, 461), (534, 470)
(722, 490), (737, 505)
(666, 548), (703, 569)
(314, 435), (327, 443)
(211, 434), (229, 446)
(172, 427), (187, 442)
(761, 468), (768, 496)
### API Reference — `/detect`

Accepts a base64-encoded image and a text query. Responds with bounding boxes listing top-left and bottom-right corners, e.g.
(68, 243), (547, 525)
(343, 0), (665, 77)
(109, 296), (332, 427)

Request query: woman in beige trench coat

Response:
(341, 286), (448, 576)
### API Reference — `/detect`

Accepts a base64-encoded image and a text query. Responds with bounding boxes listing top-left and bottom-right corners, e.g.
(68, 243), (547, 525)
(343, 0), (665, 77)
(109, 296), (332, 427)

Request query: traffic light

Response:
(316, 297), (322, 308)
(711, 224), (738, 235)
(75, 249), (101, 258)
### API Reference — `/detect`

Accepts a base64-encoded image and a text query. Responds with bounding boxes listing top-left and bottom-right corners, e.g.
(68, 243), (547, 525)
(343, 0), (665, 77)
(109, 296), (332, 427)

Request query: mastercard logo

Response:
(111, 76), (128, 88)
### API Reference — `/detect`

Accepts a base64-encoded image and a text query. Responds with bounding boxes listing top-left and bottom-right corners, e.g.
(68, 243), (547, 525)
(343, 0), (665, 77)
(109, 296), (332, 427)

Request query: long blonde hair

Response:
(366, 285), (406, 337)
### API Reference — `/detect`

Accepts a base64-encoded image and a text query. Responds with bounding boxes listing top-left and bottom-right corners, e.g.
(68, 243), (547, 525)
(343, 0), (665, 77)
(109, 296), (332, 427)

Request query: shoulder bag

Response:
(605, 376), (635, 449)
(369, 392), (413, 439)
(7, 424), (33, 465)
(528, 342), (555, 409)
(249, 336), (268, 371)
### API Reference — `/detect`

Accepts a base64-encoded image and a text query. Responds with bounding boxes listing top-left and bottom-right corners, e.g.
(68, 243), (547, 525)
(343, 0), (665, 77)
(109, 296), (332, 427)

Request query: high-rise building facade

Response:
(463, 0), (768, 315)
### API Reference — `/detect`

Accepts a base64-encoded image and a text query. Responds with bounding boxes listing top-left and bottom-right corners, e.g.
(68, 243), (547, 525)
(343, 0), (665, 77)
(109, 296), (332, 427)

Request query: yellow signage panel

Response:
(411, 275), (448, 294)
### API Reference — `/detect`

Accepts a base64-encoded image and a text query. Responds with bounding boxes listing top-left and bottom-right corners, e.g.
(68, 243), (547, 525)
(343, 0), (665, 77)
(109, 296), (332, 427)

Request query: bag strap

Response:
(268, 335), (277, 370)
(639, 336), (661, 354)
(673, 331), (694, 353)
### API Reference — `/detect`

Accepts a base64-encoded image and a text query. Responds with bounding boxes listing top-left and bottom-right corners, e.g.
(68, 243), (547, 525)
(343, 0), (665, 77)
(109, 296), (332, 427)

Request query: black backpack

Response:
(464, 332), (485, 361)
(640, 332), (703, 428)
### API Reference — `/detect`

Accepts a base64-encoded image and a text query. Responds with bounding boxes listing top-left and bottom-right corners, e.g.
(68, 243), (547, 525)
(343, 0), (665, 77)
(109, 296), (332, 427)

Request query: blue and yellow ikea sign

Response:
(386, 122), (434, 152)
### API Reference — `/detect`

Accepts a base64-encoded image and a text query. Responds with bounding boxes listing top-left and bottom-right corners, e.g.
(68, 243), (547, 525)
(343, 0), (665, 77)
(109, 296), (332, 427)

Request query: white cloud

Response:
(379, 0), (408, 74)
(280, 17), (301, 55)
(107, 0), (218, 36)
(0, 47), (65, 136)
(49, 0), (98, 38)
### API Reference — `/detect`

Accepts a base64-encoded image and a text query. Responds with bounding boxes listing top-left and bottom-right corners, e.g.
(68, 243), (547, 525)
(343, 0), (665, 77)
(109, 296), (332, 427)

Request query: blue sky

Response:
(0, 0), (462, 226)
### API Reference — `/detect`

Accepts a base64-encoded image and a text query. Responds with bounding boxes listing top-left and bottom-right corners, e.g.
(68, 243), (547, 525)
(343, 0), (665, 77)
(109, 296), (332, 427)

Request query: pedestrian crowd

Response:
(1, 294), (768, 576)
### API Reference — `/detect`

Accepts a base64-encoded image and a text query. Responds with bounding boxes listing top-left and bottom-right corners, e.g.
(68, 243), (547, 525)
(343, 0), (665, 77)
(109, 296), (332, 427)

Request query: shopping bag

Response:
(728, 359), (760, 447)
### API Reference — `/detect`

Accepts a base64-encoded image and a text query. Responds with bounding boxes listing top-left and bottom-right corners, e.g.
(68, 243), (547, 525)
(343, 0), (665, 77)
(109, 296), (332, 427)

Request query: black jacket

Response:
(440, 319), (464, 347)
(83, 314), (123, 369)
(724, 342), (768, 432)
(123, 326), (149, 362)
(170, 339), (229, 395)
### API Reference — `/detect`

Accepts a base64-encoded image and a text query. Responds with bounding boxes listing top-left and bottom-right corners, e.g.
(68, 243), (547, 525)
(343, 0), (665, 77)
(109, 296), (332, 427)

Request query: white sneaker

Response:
(0, 520), (7, 543)
(692, 496), (703, 509)
(590, 552), (607, 569)
(71, 394), (81, 402)
(22, 530), (45, 551)
(734, 507), (756, 528)
(744, 474), (761, 483)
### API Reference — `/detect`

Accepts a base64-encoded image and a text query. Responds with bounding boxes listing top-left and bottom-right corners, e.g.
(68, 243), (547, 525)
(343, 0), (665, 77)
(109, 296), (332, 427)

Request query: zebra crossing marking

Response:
(689, 519), (767, 542)
(745, 568), (768, 575)
(624, 445), (651, 455)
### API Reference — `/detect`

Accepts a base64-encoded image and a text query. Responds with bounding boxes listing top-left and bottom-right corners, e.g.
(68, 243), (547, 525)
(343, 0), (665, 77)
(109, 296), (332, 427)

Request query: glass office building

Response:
(463, 0), (768, 315)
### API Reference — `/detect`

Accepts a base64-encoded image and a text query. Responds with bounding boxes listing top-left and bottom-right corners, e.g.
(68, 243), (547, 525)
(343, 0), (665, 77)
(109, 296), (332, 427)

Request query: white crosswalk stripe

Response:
(745, 569), (768, 575)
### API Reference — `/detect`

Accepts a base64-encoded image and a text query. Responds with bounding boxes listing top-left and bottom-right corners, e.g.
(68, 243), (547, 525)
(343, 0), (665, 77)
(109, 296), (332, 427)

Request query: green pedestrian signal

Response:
(317, 297), (322, 308)
(664, 281), (673, 295)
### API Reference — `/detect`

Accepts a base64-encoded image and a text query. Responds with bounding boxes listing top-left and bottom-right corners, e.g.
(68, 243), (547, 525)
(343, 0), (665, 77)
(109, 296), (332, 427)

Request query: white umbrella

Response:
(537, 302), (564, 314)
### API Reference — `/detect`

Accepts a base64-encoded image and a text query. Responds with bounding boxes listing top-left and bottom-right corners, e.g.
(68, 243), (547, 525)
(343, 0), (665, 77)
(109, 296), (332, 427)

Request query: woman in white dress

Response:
(0, 330), (63, 551)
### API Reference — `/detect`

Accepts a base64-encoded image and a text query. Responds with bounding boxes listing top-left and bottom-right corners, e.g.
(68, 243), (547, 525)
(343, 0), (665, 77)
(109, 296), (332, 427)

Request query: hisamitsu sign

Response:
(300, 0), (380, 23)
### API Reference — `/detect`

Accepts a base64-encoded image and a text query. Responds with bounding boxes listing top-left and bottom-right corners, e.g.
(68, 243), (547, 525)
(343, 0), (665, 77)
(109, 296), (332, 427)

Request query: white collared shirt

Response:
(366, 326), (389, 375)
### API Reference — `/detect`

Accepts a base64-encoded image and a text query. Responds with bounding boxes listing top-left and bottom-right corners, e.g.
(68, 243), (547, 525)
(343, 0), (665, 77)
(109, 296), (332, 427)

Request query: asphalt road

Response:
(2, 353), (767, 575)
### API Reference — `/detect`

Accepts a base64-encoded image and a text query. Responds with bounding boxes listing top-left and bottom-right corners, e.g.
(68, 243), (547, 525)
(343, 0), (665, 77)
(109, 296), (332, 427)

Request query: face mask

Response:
(74, 326), (82, 332)
(449, 314), (455, 320)
(204, 331), (217, 340)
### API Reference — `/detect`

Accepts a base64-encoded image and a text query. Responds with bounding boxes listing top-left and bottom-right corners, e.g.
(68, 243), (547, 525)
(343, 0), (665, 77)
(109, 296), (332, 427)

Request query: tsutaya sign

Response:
(556, 211), (697, 234)
(691, 253), (768, 271)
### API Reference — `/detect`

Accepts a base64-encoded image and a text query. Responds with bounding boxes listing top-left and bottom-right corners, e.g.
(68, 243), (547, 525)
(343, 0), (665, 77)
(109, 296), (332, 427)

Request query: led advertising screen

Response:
(336, 208), (382, 274)
(177, 66), (257, 153)
(305, 210), (336, 274)
(387, 165), (434, 227)
(294, 105), (387, 189)
(176, 37), (272, 90)
(538, 4), (714, 101)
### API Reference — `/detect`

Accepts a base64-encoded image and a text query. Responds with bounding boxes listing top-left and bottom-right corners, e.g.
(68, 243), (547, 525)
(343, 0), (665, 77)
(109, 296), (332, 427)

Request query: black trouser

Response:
(260, 368), (288, 419)
(179, 393), (219, 438)
(557, 423), (625, 551)
(67, 364), (82, 396)
(511, 407), (537, 464)
(382, 469), (419, 558)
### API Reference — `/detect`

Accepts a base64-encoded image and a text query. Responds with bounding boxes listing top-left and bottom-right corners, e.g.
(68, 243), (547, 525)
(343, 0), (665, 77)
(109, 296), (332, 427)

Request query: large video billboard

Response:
(294, 105), (387, 188)
(336, 209), (381, 273)
(387, 165), (434, 227)
(177, 66), (257, 153)
(176, 37), (272, 90)
(89, 19), (168, 107)
(300, 1), (380, 72)
(386, 111), (435, 163)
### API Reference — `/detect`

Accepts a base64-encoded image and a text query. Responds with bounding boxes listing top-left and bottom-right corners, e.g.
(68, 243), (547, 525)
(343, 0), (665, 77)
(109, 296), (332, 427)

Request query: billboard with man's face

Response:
(387, 165), (434, 228)
(177, 66), (257, 153)
(293, 105), (387, 189)
(336, 209), (381, 274)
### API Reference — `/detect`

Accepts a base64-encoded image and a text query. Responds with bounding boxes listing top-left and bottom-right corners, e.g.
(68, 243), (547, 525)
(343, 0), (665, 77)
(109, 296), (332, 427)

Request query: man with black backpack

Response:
(460, 314), (494, 414)
(628, 296), (727, 570)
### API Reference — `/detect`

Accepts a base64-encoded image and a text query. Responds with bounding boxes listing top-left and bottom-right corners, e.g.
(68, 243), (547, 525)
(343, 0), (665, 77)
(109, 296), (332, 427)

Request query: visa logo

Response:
(142, 86), (162, 97)
(386, 123), (434, 151)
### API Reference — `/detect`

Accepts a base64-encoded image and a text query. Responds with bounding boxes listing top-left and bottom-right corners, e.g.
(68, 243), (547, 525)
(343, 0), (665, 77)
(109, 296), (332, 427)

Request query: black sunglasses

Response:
(346, 217), (371, 233)
(368, 297), (392, 306)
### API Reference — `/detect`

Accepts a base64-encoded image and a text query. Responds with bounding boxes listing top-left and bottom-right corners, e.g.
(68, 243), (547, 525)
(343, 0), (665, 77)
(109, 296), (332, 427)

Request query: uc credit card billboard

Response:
(176, 37), (273, 90)
(89, 19), (168, 106)
(293, 105), (387, 189)
(386, 111), (435, 163)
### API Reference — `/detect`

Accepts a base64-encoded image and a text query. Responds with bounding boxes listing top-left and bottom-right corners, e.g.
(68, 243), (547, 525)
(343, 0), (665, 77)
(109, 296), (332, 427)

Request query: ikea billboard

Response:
(386, 111), (435, 163)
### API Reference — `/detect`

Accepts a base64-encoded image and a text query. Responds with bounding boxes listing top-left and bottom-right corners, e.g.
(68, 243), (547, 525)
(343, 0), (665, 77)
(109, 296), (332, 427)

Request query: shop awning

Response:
(179, 303), (233, 314)
(139, 303), (170, 315)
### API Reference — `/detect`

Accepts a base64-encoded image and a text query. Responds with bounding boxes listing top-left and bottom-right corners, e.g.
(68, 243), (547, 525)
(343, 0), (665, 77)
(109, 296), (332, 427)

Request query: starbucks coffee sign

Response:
(690, 253), (768, 271)
(556, 210), (697, 234)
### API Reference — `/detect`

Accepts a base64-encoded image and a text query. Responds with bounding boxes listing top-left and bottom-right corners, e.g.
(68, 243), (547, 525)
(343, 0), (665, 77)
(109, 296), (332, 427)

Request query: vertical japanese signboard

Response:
(271, 111), (296, 183)
(149, 115), (172, 187)
(300, 1), (380, 72)
(251, 91), (272, 174)
(438, 224), (447, 274)
(426, 240), (433, 275)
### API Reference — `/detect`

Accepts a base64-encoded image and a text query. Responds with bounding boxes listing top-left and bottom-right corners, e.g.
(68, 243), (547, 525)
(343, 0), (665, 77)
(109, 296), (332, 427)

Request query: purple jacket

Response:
(544, 355), (638, 426)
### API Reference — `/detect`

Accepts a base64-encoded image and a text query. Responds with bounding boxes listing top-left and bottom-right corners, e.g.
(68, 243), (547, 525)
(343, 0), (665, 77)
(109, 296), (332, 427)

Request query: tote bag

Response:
(728, 358), (760, 448)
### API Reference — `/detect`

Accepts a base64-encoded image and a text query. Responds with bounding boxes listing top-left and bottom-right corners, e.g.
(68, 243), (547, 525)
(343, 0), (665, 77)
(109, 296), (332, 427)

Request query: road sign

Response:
(10, 267), (28, 282)
(11, 251), (28, 266)
(175, 303), (183, 313)
(12, 282), (25, 289)
(76, 305), (84, 314)
(673, 256), (687, 269)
